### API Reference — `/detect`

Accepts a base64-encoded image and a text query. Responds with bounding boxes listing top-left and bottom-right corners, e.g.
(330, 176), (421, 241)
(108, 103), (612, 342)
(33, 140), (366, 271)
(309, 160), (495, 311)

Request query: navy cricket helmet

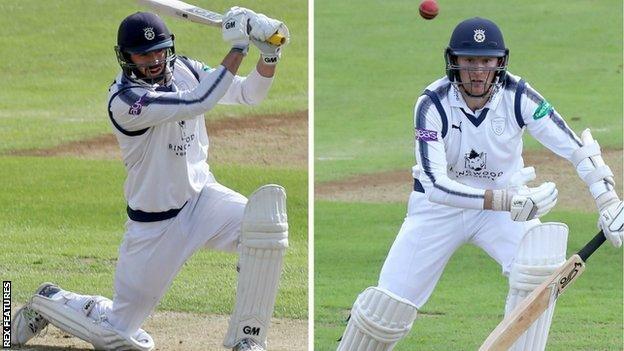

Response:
(445, 17), (509, 95)
(114, 12), (176, 84)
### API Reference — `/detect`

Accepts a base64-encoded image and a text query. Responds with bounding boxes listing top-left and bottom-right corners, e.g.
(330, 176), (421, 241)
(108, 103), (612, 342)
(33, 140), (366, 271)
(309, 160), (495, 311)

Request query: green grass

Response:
(0, 0), (307, 152)
(315, 201), (623, 350)
(315, 0), (623, 182)
(0, 157), (307, 319)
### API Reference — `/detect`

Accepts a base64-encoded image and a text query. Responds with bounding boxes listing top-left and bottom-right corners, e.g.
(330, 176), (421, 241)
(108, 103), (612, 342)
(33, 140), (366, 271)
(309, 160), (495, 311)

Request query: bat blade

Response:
(137, 0), (287, 46)
(138, 0), (222, 27)
(478, 255), (586, 351)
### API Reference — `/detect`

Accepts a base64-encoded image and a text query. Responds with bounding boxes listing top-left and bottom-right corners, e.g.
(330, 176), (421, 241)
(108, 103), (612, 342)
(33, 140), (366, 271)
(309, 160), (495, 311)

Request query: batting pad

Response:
(224, 184), (289, 348)
(31, 289), (154, 351)
(337, 287), (418, 351)
(505, 222), (568, 351)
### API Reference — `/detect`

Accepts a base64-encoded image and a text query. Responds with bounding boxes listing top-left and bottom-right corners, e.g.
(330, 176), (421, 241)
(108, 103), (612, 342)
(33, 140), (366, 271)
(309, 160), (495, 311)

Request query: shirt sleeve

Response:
(218, 68), (274, 105)
(109, 65), (233, 133)
(521, 82), (613, 197)
(190, 58), (274, 106)
(414, 94), (486, 209)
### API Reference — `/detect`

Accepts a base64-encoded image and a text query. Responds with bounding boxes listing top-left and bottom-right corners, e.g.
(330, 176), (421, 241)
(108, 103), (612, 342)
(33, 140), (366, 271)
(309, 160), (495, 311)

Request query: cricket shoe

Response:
(11, 282), (60, 346)
(232, 338), (265, 351)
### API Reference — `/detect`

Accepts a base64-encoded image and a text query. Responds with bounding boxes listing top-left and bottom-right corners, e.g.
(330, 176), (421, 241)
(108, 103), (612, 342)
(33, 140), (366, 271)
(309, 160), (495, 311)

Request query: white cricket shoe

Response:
(232, 338), (265, 351)
(11, 282), (60, 346)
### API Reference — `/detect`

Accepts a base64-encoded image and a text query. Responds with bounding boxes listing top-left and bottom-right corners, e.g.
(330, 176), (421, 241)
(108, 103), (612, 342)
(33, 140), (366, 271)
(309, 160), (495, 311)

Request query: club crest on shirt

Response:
(452, 149), (504, 181)
(491, 117), (505, 135)
(415, 128), (438, 142)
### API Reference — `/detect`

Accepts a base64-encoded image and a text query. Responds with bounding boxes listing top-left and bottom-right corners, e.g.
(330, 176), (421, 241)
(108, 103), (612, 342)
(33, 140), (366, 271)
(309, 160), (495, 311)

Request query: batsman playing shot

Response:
(11, 6), (290, 351)
(336, 17), (623, 351)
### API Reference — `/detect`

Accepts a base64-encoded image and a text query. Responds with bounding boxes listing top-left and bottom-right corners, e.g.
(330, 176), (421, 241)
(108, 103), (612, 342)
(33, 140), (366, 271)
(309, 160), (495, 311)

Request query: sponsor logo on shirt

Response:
(168, 120), (196, 157)
(451, 149), (504, 181)
(533, 100), (553, 120)
(415, 128), (438, 142)
(129, 94), (148, 116)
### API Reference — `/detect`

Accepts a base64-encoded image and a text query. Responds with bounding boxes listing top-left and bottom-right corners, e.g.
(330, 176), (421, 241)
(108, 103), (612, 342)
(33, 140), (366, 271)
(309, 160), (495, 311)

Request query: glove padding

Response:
(492, 168), (558, 222)
(251, 24), (289, 65)
(599, 200), (624, 247)
(248, 13), (286, 43)
(249, 14), (289, 65)
(509, 182), (558, 221)
(222, 6), (253, 53)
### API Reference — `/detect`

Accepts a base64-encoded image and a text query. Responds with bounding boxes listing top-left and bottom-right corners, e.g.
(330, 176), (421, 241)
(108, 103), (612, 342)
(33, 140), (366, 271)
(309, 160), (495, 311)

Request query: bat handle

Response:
(577, 231), (606, 262)
(267, 32), (286, 46)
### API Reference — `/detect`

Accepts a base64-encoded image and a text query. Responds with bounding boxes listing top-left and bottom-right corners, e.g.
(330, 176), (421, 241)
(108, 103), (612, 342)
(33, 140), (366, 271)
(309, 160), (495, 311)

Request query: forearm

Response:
(221, 49), (245, 75)
(256, 58), (276, 78)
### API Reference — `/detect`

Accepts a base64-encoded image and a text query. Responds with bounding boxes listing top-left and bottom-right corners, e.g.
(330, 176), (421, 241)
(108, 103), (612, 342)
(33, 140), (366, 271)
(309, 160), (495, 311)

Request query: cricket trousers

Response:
(62, 181), (247, 336)
(378, 190), (533, 308)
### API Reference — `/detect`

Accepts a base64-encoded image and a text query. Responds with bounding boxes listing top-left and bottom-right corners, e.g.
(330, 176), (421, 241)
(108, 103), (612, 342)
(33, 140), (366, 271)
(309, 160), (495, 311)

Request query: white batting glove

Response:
(222, 6), (253, 54)
(251, 24), (289, 65)
(598, 199), (624, 247)
(492, 178), (558, 222)
(248, 13), (286, 42)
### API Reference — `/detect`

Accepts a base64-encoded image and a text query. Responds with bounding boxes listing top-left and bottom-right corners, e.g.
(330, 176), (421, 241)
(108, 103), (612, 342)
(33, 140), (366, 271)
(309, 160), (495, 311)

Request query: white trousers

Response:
(107, 182), (247, 334)
(378, 191), (529, 308)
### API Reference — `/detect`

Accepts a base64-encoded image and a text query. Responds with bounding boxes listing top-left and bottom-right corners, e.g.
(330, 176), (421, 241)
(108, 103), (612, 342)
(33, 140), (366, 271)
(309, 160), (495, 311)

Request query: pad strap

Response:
(337, 287), (417, 351)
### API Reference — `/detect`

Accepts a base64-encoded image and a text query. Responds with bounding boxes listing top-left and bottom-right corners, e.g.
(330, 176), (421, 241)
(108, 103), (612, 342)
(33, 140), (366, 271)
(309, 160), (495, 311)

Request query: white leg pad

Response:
(505, 222), (568, 351)
(337, 287), (418, 351)
(30, 288), (154, 351)
(224, 184), (289, 349)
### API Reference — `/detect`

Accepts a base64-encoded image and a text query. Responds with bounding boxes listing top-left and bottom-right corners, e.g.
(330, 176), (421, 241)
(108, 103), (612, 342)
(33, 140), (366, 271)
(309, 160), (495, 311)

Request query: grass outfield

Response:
(0, 0), (307, 152)
(315, 0), (623, 182)
(315, 201), (623, 350)
(0, 157), (307, 319)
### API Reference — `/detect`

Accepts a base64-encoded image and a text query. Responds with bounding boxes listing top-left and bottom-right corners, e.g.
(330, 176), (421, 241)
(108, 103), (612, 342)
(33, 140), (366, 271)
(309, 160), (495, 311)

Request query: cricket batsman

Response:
(337, 17), (623, 350)
(11, 7), (290, 351)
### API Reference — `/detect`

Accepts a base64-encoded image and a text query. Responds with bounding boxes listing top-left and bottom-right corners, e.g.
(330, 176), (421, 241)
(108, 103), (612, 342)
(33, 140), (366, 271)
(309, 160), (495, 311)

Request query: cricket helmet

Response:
(115, 12), (176, 84)
(445, 17), (509, 96)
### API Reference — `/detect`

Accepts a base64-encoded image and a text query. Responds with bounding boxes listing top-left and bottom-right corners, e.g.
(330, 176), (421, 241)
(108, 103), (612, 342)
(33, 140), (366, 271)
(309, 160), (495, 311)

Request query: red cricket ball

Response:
(419, 0), (439, 20)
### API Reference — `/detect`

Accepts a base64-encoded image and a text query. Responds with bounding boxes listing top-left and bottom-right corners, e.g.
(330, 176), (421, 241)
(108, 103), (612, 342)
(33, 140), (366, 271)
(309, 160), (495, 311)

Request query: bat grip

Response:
(267, 33), (286, 46)
(577, 231), (606, 262)
(246, 22), (285, 46)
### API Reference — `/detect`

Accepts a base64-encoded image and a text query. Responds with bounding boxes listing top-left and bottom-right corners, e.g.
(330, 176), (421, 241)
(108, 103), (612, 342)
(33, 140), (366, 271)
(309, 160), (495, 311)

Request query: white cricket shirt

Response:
(108, 57), (273, 214)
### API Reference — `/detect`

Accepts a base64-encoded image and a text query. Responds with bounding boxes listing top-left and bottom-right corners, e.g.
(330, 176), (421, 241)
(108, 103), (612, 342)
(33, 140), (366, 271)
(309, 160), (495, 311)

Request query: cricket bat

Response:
(137, 0), (286, 46)
(479, 231), (607, 351)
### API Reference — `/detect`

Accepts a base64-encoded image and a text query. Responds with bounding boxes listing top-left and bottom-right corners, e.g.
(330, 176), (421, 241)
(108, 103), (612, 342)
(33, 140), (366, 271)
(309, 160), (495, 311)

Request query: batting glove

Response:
(222, 6), (254, 54)
(599, 199), (624, 247)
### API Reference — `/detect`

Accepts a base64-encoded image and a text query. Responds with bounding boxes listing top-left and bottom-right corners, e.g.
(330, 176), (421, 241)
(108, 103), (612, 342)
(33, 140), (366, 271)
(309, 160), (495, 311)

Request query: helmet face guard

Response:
(444, 17), (509, 98)
(445, 48), (509, 98)
(115, 12), (177, 85)
(115, 44), (176, 85)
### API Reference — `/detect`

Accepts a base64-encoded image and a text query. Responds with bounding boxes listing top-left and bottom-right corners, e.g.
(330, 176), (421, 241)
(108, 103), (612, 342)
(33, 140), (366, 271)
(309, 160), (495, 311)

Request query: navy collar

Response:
(460, 107), (489, 127)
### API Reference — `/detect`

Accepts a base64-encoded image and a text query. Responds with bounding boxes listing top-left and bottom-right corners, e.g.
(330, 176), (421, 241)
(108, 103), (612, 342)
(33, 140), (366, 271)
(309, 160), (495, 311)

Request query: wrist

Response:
(231, 45), (248, 56)
(596, 189), (619, 212)
(491, 189), (511, 211)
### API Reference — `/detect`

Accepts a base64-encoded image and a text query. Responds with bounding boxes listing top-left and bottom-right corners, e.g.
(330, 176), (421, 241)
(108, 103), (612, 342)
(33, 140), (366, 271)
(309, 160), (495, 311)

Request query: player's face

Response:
(456, 56), (499, 97)
(130, 49), (167, 79)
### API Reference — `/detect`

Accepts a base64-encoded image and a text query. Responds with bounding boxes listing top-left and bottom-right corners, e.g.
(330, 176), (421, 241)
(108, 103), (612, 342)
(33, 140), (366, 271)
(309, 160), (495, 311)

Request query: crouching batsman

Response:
(12, 8), (290, 351)
(337, 17), (622, 351)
